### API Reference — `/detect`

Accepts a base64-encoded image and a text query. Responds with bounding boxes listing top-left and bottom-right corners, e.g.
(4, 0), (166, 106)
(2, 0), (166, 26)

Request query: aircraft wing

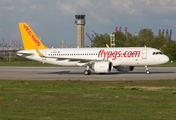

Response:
(56, 57), (101, 63)
(55, 57), (107, 67)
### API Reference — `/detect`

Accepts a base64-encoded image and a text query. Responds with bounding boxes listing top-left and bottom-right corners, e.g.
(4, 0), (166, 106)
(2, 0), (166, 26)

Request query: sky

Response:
(0, 0), (176, 47)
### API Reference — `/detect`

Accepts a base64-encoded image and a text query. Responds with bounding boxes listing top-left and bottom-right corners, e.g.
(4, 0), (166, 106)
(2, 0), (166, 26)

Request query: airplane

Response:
(17, 23), (169, 75)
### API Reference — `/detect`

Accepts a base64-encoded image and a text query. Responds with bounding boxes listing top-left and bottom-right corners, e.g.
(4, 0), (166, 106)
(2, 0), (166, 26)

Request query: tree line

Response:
(92, 29), (176, 61)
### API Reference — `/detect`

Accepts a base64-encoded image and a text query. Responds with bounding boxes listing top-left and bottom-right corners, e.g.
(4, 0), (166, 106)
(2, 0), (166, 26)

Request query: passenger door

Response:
(142, 49), (147, 59)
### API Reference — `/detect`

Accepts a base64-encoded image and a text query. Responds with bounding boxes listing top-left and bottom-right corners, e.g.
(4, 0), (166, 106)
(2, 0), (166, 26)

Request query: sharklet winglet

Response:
(34, 46), (45, 57)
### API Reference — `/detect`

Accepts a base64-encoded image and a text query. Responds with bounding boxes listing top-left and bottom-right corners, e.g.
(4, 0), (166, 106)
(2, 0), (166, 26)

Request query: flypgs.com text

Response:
(98, 49), (140, 60)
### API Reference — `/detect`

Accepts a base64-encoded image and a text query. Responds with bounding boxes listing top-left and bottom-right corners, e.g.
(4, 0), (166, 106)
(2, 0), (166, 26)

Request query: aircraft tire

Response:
(88, 70), (91, 75)
(84, 70), (90, 75)
(146, 70), (150, 74)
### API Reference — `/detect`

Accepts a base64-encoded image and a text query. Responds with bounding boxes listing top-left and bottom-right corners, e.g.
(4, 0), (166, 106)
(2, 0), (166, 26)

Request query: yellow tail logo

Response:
(19, 23), (48, 50)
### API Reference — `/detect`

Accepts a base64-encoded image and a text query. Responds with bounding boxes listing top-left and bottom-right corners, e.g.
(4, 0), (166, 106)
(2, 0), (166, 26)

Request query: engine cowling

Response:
(93, 61), (113, 73)
(114, 66), (134, 72)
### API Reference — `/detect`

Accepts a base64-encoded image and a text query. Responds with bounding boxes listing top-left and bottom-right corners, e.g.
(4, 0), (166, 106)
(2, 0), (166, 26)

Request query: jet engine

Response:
(93, 61), (113, 73)
(114, 66), (134, 72)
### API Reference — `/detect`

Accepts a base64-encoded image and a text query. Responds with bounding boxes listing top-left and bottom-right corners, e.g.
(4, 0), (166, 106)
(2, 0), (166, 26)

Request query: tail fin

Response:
(19, 23), (48, 50)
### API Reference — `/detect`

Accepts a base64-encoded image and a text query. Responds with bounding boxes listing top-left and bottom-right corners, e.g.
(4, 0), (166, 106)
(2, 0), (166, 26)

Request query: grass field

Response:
(0, 61), (57, 67)
(152, 61), (176, 67)
(1, 80), (176, 120)
(0, 61), (176, 67)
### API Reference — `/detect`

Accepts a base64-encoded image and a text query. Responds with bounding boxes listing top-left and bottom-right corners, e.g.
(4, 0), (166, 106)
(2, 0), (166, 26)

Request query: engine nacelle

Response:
(114, 66), (134, 72)
(93, 61), (113, 73)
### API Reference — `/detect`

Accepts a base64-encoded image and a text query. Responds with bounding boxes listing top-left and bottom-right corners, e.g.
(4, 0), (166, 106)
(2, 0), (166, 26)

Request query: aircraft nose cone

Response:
(164, 55), (169, 63)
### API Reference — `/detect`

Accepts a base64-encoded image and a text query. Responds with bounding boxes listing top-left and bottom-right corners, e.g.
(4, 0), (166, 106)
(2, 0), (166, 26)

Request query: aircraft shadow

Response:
(39, 71), (175, 75)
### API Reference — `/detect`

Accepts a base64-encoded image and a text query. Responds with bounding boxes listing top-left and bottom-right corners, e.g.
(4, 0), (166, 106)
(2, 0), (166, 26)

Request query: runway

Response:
(0, 66), (175, 81)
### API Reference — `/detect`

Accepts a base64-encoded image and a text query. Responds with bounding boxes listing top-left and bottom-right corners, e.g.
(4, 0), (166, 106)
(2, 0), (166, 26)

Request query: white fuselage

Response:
(17, 47), (169, 67)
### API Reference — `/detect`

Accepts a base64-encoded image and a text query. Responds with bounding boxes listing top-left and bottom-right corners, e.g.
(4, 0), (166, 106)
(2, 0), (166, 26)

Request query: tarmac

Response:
(0, 66), (175, 81)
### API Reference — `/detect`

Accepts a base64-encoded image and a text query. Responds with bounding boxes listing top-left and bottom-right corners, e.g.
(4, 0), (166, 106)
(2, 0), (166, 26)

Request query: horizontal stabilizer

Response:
(17, 51), (34, 56)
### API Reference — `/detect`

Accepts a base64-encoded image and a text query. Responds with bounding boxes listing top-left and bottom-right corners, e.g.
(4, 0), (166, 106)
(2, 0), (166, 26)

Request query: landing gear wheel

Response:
(146, 70), (150, 74)
(145, 65), (150, 74)
(88, 70), (91, 75)
(84, 70), (90, 75)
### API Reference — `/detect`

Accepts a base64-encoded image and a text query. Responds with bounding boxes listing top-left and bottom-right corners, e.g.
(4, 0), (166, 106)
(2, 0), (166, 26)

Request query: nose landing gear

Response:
(145, 65), (150, 74)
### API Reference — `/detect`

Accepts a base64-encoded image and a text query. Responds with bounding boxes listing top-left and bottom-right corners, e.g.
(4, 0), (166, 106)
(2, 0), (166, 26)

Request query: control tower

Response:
(75, 13), (86, 48)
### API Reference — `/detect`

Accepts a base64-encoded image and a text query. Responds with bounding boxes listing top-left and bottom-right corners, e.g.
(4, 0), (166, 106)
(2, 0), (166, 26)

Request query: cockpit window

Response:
(153, 52), (163, 55)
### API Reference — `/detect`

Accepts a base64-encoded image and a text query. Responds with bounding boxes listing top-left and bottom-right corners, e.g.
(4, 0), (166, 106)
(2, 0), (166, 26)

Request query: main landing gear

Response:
(84, 70), (91, 75)
(84, 66), (91, 75)
(145, 65), (150, 74)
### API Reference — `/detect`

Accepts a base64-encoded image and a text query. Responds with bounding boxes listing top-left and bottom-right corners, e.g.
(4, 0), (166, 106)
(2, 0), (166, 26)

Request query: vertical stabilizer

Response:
(19, 23), (48, 50)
